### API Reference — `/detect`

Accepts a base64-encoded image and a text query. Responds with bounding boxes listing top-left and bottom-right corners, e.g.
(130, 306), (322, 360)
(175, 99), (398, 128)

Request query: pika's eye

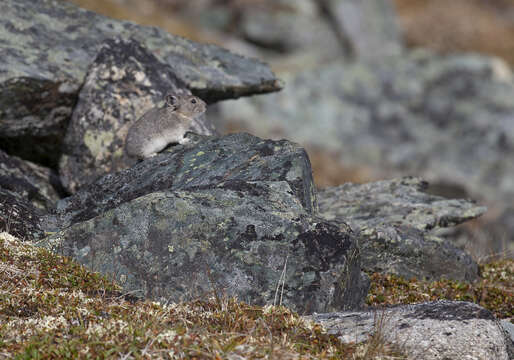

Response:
(190, 98), (197, 104)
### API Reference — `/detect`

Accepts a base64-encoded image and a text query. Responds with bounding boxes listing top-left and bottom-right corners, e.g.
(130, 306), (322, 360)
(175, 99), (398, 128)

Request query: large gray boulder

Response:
(0, 0), (281, 166)
(214, 51), (514, 256)
(58, 37), (215, 193)
(49, 133), (317, 230)
(307, 300), (511, 360)
(39, 133), (368, 313)
(318, 177), (485, 281)
(39, 182), (368, 314)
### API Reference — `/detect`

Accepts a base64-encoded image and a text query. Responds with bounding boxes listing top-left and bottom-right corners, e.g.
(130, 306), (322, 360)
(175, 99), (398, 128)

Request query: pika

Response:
(125, 93), (207, 159)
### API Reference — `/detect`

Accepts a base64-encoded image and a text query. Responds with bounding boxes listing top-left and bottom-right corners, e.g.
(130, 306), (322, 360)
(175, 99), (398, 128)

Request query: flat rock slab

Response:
(318, 177), (485, 281)
(59, 37), (216, 193)
(307, 300), (510, 360)
(0, 0), (280, 165)
(319, 177), (486, 231)
(38, 181), (368, 314)
(49, 133), (317, 230)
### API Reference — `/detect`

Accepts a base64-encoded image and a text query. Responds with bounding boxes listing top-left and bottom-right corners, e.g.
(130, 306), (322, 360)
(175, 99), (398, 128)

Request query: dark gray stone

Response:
(0, 148), (62, 211)
(58, 37), (216, 193)
(0, 188), (46, 240)
(38, 133), (368, 313)
(306, 300), (510, 360)
(0, 0), (281, 166)
(49, 133), (317, 230)
(318, 177), (485, 281)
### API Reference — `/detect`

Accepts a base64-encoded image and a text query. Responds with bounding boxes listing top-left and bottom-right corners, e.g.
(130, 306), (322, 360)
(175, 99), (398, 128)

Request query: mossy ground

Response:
(0, 232), (405, 359)
(366, 259), (513, 322)
(1, 231), (511, 358)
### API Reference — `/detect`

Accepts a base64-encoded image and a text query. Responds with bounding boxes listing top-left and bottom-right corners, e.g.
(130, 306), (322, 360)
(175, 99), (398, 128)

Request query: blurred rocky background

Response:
(49, 0), (514, 259)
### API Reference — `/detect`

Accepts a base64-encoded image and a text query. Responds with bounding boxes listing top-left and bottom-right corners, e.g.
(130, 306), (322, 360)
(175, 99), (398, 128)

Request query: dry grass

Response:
(394, 0), (514, 65)
(2, 228), (509, 358)
(366, 259), (514, 322)
(0, 232), (406, 359)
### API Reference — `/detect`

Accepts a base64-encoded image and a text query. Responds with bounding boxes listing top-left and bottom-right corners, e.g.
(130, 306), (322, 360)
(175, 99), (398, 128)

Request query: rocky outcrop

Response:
(40, 184), (368, 314)
(0, 0), (281, 166)
(36, 132), (488, 313)
(58, 38), (216, 193)
(307, 300), (511, 360)
(39, 133), (368, 313)
(318, 177), (485, 281)
(214, 51), (514, 256)
(50, 133), (317, 229)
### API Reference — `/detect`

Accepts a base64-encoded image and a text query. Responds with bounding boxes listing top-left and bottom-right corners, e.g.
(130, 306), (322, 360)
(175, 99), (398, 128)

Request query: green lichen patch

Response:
(0, 232), (405, 359)
(366, 259), (513, 321)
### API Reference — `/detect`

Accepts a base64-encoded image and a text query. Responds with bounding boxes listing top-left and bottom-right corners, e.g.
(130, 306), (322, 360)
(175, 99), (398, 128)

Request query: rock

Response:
(307, 300), (510, 360)
(320, 0), (403, 60)
(214, 51), (514, 256)
(0, 0), (281, 166)
(39, 184), (368, 314)
(500, 320), (514, 359)
(238, 3), (344, 60)
(59, 37), (216, 193)
(319, 177), (486, 231)
(38, 134), (368, 313)
(318, 177), (484, 281)
(49, 133), (317, 230)
(0, 188), (46, 240)
(150, 0), (347, 71)
(0, 149), (62, 211)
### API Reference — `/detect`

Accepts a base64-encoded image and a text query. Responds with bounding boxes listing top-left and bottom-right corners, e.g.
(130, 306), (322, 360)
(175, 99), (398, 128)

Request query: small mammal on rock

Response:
(125, 93), (206, 159)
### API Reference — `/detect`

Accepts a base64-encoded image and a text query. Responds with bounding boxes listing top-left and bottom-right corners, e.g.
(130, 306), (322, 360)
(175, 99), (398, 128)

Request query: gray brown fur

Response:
(125, 93), (207, 159)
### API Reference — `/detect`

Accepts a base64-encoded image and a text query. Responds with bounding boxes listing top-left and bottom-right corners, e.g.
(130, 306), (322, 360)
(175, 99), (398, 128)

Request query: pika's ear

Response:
(165, 94), (179, 108)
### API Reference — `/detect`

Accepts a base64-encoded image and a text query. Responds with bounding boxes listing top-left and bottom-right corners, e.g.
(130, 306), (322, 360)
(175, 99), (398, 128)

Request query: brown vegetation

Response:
(394, 0), (514, 65)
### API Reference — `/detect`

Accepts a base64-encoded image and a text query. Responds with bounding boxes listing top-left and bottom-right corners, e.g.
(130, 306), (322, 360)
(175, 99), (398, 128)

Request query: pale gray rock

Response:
(58, 38), (215, 193)
(239, 5), (344, 59)
(318, 177), (485, 281)
(500, 320), (514, 359)
(307, 300), (510, 360)
(320, 0), (403, 60)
